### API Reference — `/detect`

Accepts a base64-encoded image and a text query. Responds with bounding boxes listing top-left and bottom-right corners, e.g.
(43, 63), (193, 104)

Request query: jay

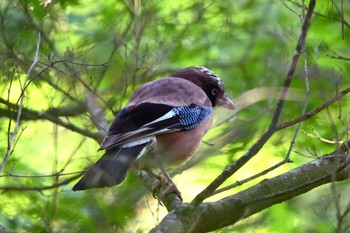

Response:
(73, 66), (234, 198)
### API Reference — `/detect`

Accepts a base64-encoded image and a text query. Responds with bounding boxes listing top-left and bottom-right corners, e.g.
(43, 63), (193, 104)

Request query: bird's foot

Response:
(151, 178), (182, 202)
(144, 170), (182, 201)
(159, 182), (182, 202)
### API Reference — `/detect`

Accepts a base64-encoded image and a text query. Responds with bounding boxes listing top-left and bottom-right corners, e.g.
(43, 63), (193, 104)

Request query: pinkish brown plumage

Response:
(73, 66), (234, 199)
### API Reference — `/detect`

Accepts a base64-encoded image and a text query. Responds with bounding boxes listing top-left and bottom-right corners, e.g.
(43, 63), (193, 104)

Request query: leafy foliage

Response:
(0, 0), (350, 232)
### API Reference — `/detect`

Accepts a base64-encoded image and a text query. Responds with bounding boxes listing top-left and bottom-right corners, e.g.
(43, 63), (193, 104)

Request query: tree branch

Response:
(192, 0), (316, 206)
(277, 85), (350, 130)
(151, 139), (350, 232)
(0, 172), (83, 192)
(0, 32), (41, 174)
(0, 224), (17, 233)
(0, 97), (100, 142)
(0, 97), (88, 119)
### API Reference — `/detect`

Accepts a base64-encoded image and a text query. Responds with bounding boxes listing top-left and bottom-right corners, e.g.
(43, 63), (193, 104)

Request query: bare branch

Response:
(0, 97), (88, 119)
(0, 32), (41, 174)
(0, 172), (83, 192)
(86, 93), (109, 142)
(151, 139), (350, 233)
(277, 86), (350, 130)
(0, 171), (83, 178)
(213, 158), (293, 196)
(192, 0), (316, 206)
(281, 22), (311, 165)
(0, 98), (100, 141)
(327, 53), (350, 61)
(289, 0), (350, 29)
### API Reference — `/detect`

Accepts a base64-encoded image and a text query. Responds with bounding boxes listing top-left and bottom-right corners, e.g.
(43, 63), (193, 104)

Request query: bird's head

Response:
(170, 66), (235, 109)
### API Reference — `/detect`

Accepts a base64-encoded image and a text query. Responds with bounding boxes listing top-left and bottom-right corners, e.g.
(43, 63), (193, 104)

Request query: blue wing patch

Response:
(100, 103), (212, 150)
(173, 104), (212, 130)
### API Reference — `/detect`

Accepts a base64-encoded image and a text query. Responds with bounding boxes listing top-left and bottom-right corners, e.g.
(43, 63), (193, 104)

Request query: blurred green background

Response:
(0, 0), (350, 232)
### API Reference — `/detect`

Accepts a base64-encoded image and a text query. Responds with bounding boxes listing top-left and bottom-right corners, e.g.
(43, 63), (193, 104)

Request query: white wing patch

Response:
(136, 137), (157, 160)
(121, 136), (155, 148)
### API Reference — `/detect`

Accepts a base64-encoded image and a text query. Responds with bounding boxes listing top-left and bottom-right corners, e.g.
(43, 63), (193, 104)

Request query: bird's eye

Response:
(211, 88), (218, 96)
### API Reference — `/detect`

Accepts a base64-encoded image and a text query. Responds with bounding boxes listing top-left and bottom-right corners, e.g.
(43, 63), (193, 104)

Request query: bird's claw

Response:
(152, 178), (183, 202)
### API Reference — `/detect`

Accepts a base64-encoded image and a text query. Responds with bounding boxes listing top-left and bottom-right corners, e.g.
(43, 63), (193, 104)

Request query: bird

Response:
(72, 66), (234, 199)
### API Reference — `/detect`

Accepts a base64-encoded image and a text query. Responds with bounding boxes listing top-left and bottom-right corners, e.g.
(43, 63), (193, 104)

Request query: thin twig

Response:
(213, 158), (292, 195)
(327, 54), (350, 61)
(0, 32), (41, 174)
(0, 170), (84, 178)
(302, 129), (342, 144)
(249, 142), (350, 204)
(214, 60), (313, 196)
(0, 97), (100, 141)
(283, 11), (311, 163)
(62, 60), (110, 67)
(277, 86), (350, 131)
(337, 200), (350, 231)
(331, 172), (343, 232)
(215, 52), (313, 195)
(0, 173), (83, 192)
(280, 0), (302, 18)
(289, 0), (350, 29)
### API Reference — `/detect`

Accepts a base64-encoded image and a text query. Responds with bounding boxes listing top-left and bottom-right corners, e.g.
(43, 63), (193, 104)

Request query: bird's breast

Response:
(153, 116), (213, 167)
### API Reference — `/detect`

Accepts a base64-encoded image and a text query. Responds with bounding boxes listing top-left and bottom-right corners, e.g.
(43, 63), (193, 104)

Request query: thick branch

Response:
(152, 140), (350, 232)
(0, 225), (17, 233)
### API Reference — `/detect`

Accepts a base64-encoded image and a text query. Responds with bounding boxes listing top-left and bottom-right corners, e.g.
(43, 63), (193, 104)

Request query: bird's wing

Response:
(99, 102), (212, 150)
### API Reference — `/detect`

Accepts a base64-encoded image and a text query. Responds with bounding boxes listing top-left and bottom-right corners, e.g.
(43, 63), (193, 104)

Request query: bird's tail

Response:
(72, 143), (147, 191)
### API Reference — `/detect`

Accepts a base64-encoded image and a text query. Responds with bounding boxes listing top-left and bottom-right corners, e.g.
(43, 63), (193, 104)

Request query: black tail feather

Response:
(72, 144), (147, 191)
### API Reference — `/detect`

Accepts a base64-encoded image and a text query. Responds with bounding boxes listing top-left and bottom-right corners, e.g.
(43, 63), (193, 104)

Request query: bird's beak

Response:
(217, 95), (235, 110)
